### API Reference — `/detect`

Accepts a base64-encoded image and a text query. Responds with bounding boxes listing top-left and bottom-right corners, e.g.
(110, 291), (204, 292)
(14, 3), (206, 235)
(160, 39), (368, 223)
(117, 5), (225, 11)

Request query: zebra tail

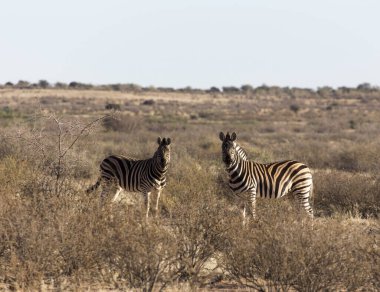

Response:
(86, 177), (101, 194)
(310, 183), (313, 198)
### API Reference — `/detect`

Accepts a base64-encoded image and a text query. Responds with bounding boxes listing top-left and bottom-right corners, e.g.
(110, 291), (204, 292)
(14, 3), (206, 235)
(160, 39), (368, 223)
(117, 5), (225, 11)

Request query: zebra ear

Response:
(231, 132), (237, 141)
(219, 132), (225, 141)
(157, 137), (162, 145)
(166, 138), (171, 145)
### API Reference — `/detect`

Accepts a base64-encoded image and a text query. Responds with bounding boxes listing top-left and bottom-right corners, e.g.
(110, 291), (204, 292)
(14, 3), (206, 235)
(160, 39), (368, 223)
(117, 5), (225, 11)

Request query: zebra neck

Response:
(227, 156), (244, 176)
(151, 159), (167, 177)
(227, 158), (256, 190)
(235, 144), (248, 160)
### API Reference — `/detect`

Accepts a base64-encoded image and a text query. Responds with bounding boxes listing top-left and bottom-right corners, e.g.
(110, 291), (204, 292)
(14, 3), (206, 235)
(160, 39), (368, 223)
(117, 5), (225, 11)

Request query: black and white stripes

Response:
(87, 137), (171, 217)
(219, 131), (313, 220)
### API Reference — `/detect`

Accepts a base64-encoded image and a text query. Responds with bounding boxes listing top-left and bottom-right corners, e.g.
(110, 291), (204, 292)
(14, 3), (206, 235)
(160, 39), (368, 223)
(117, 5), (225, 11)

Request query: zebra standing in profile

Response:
(219, 131), (313, 221)
(87, 137), (171, 218)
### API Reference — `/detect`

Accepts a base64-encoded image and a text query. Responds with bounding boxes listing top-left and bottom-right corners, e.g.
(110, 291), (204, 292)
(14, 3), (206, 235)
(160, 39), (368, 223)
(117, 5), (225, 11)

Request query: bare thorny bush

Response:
(3, 113), (110, 199)
(0, 113), (110, 288)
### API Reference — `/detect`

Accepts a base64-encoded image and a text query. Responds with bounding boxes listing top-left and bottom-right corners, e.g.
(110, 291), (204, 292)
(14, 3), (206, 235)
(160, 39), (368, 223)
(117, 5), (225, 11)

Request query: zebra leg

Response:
(248, 191), (257, 220)
(155, 189), (162, 216)
(241, 201), (247, 225)
(144, 192), (151, 218)
(112, 186), (123, 202)
(241, 191), (256, 225)
(295, 192), (314, 219)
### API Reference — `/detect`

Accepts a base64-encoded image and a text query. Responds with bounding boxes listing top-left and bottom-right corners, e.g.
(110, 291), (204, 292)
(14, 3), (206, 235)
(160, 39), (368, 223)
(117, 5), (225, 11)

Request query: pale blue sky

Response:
(1, 0), (379, 88)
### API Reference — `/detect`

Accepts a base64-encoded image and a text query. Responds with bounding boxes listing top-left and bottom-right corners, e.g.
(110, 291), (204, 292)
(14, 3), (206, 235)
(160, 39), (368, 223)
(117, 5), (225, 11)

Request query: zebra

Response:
(86, 137), (171, 217)
(219, 131), (313, 221)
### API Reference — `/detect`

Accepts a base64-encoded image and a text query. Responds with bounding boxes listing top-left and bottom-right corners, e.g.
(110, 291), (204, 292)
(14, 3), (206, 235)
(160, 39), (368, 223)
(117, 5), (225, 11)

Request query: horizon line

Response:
(1, 79), (378, 91)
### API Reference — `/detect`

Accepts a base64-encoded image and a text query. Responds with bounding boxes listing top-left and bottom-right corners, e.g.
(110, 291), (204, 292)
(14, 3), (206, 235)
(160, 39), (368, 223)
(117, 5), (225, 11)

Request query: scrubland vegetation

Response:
(0, 84), (379, 291)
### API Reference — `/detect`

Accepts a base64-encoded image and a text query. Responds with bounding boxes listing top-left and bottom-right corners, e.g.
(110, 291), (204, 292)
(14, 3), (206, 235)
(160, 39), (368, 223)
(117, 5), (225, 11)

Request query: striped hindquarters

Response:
(254, 160), (312, 199)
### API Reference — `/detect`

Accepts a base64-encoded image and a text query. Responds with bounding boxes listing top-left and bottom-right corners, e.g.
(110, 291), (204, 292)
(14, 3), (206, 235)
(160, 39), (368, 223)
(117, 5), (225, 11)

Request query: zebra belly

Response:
(255, 177), (292, 199)
(125, 178), (164, 193)
(256, 185), (290, 198)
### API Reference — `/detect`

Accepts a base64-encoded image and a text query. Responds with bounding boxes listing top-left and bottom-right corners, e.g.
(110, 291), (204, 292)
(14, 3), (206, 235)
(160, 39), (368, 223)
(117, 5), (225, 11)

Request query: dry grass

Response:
(0, 88), (379, 291)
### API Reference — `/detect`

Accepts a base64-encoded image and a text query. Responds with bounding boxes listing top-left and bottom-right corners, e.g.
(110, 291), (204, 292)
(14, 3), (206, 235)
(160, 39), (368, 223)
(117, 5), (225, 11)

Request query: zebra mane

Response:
(115, 154), (139, 161)
(235, 143), (248, 160)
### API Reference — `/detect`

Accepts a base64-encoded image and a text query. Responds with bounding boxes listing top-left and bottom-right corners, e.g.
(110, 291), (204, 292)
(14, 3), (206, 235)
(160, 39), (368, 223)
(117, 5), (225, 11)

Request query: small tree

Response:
(208, 86), (220, 93)
(241, 84), (254, 93)
(16, 80), (30, 89)
(38, 80), (50, 89)
(290, 104), (300, 114)
(222, 86), (240, 94)
(357, 83), (371, 90)
(54, 82), (68, 89)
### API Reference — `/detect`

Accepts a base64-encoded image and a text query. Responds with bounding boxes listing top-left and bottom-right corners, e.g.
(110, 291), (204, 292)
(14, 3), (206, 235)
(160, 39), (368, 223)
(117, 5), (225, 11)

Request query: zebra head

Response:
(155, 137), (171, 168)
(219, 131), (237, 166)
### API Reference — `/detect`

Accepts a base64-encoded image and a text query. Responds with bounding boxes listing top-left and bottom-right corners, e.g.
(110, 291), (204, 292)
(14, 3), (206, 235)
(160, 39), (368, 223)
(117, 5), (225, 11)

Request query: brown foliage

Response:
(0, 88), (379, 290)
(223, 205), (378, 291)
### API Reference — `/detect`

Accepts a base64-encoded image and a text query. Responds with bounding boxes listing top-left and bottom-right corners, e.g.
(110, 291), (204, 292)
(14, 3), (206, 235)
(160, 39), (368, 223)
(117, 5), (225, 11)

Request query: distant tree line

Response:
(1, 80), (379, 98)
